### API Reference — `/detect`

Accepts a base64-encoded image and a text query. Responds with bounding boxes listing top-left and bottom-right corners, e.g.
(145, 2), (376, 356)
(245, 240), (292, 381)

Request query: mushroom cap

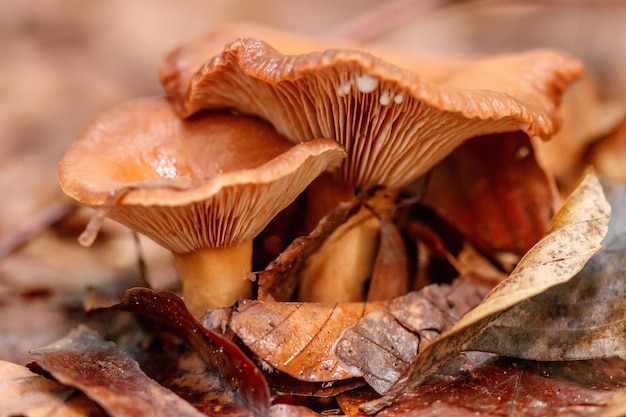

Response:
(162, 37), (582, 191)
(58, 97), (345, 253)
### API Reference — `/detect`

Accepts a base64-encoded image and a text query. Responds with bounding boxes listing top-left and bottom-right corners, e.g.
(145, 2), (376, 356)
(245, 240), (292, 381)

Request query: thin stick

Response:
(0, 200), (74, 259)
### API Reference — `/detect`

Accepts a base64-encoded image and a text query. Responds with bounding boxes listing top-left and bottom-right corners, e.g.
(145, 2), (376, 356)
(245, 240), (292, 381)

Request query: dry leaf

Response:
(229, 299), (384, 382)
(117, 288), (272, 415)
(362, 169), (610, 413)
(465, 176), (626, 361)
(334, 276), (492, 394)
(347, 355), (626, 417)
(366, 217), (410, 301)
(0, 359), (105, 417)
(257, 197), (362, 302)
(30, 325), (205, 417)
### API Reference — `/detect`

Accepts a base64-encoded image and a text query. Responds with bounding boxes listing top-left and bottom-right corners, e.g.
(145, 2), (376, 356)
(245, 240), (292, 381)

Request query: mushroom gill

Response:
(58, 97), (345, 315)
(162, 36), (583, 192)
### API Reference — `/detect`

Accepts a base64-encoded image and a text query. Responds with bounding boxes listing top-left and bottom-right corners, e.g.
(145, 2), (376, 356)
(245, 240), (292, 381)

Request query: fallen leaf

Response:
(117, 288), (272, 416)
(421, 131), (555, 266)
(334, 276), (492, 394)
(465, 176), (626, 361)
(361, 169), (610, 413)
(0, 359), (106, 417)
(344, 354), (626, 417)
(30, 325), (205, 417)
(142, 346), (263, 416)
(229, 299), (384, 382)
(366, 216), (410, 301)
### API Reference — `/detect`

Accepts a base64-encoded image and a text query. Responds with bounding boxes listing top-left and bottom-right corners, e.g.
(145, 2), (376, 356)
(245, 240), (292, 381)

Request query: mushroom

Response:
(58, 97), (345, 316)
(160, 33), (583, 301)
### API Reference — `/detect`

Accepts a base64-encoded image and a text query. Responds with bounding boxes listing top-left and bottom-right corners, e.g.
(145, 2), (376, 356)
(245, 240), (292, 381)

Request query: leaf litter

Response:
(4, 3), (626, 415)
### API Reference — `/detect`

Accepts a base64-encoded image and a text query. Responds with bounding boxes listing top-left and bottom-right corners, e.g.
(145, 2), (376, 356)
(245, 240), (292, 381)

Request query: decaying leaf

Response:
(30, 325), (205, 417)
(366, 216), (410, 301)
(256, 196), (363, 302)
(340, 354), (626, 417)
(0, 359), (105, 417)
(465, 176), (626, 361)
(334, 276), (492, 394)
(361, 169), (610, 413)
(229, 299), (384, 382)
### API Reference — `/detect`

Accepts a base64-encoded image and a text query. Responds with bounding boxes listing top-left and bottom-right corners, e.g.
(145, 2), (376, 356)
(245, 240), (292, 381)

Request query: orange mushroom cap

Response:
(58, 97), (345, 254)
(161, 35), (583, 191)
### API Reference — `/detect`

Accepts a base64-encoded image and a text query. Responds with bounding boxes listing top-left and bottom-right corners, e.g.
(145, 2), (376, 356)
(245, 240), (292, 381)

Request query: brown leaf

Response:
(229, 299), (385, 382)
(361, 169), (610, 413)
(0, 359), (106, 417)
(117, 288), (272, 415)
(354, 355), (626, 417)
(30, 325), (205, 417)
(421, 131), (555, 266)
(465, 176), (626, 361)
(334, 276), (492, 394)
(366, 217), (410, 301)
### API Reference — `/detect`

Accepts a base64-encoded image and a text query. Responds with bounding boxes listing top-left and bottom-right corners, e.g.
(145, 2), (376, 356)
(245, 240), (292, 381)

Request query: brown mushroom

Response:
(58, 97), (345, 316)
(160, 33), (583, 302)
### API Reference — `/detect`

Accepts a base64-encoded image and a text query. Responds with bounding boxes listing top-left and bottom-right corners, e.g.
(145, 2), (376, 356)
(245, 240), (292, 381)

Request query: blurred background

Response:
(1, 0), (625, 364)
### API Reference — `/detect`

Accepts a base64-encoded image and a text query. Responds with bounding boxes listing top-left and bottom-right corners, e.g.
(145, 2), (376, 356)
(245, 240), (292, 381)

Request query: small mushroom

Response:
(58, 97), (345, 316)
(161, 33), (583, 302)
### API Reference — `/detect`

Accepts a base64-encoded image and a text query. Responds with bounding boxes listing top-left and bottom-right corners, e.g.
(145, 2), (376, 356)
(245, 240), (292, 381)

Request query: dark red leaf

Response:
(118, 287), (271, 416)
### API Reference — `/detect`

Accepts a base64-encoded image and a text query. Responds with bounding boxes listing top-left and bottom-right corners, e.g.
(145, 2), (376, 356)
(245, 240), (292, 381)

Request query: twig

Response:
(0, 200), (75, 259)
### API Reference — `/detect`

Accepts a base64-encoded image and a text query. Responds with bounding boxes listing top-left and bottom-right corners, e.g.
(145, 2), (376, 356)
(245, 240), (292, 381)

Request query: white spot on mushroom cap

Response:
(336, 82), (351, 97)
(394, 93), (404, 104)
(379, 91), (391, 106)
(356, 74), (378, 93)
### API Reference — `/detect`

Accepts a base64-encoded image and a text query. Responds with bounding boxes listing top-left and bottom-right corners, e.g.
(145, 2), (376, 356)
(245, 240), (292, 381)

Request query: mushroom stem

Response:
(173, 240), (253, 317)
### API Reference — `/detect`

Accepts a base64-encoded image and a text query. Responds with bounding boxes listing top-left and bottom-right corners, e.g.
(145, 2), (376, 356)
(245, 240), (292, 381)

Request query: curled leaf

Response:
(117, 288), (272, 416)
(362, 169), (610, 413)
(466, 176), (626, 361)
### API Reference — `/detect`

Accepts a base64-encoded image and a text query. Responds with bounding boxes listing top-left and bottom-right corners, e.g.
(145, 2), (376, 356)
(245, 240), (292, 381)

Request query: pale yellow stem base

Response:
(173, 240), (253, 317)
